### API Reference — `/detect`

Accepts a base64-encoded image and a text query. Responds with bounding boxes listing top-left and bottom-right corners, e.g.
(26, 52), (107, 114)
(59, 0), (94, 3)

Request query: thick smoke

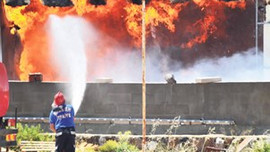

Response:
(47, 15), (95, 114)
(90, 47), (266, 83)
(173, 49), (265, 83)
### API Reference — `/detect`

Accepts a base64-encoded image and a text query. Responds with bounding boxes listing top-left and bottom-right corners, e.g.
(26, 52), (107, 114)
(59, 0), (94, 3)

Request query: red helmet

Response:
(54, 91), (65, 106)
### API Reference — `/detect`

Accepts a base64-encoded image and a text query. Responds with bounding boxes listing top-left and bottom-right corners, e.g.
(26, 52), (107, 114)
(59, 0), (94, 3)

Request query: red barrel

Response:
(0, 63), (9, 117)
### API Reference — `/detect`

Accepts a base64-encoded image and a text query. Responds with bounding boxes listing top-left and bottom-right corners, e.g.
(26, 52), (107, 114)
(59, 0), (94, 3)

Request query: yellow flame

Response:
(125, 1), (183, 47)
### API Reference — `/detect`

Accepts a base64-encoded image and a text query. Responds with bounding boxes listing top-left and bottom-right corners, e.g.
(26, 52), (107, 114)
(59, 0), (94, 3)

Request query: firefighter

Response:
(49, 91), (76, 152)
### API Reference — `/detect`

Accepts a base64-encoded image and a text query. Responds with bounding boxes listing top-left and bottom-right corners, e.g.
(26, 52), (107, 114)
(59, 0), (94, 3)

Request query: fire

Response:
(182, 15), (217, 49)
(4, 0), (71, 80)
(125, 0), (184, 47)
(3, 5), (27, 39)
(71, 0), (119, 16)
(181, 0), (246, 48)
(2, 0), (248, 81)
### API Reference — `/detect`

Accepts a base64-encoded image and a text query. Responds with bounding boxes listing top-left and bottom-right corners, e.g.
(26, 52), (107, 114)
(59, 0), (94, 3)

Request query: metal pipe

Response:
(141, 0), (146, 151)
(4, 117), (235, 126)
(255, 0), (258, 57)
(258, 21), (270, 25)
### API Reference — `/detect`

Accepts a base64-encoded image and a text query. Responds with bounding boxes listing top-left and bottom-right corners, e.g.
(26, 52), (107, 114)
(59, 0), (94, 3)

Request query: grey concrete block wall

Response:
(6, 81), (270, 127)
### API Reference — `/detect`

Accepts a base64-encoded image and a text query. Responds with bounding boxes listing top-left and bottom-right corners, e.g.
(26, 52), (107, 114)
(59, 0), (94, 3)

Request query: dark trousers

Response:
(55, 133), (75, 152)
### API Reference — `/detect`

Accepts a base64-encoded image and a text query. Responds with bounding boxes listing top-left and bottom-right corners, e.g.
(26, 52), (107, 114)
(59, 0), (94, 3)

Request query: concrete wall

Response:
(6, 82), (270, 128)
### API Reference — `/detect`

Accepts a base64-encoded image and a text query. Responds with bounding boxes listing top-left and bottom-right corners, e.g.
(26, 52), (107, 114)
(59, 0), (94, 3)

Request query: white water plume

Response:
(47, 15), (94, 114)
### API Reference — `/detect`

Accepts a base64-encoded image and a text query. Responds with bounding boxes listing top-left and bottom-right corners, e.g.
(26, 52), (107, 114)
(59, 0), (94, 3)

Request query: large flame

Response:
(3, 0), (248, 81)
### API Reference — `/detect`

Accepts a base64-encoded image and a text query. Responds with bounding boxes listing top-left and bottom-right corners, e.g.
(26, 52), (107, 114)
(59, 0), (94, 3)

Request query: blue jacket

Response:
(49, 104), (75, 130)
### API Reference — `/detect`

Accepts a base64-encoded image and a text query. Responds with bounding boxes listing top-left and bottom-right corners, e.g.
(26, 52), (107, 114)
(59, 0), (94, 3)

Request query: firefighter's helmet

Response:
(54, 91), (65, 106)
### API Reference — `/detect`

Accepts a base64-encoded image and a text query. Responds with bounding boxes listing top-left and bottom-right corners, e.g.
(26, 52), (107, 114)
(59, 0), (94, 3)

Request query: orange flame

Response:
(125, 0), (184, 47)
(2, 0), (247, 81)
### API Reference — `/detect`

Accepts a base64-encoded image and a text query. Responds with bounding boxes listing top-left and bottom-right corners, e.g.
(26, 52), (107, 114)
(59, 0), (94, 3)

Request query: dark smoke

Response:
(42, 0), (73, 7)
(89, 0), (106, 6)
(5, 0), (29, 7)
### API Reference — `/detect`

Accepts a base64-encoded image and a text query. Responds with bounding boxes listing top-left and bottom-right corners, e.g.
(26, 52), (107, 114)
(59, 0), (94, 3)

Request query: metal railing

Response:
(4, 117), (235, 126)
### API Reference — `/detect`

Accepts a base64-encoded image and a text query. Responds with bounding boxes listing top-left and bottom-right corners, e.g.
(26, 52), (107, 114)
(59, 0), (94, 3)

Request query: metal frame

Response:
(256, 0), (270, 54)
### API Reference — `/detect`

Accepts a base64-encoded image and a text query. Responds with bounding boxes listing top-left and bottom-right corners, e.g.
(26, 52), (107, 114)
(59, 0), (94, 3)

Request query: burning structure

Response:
(0, 0), (267, 82)
(2, 0), (270, 135)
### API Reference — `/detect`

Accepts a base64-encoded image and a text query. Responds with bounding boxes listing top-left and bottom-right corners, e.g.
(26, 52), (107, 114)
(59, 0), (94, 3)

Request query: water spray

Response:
(48, 15), (89, 114)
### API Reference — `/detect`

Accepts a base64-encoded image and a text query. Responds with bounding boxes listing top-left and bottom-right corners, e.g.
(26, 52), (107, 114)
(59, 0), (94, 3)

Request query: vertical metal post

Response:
(142, 0), (146, 151)
(15, 107), (17, 128)
(255, 0), (258, 57)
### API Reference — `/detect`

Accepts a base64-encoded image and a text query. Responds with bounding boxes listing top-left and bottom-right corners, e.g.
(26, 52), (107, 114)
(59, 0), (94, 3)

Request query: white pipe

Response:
(264, 5), (270, 68)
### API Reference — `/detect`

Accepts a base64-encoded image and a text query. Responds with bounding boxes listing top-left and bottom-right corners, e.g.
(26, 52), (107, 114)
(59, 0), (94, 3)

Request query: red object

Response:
(8, 119), (15, 127)
(0, 63), (9, 117)
(54, 91), (65, 106)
